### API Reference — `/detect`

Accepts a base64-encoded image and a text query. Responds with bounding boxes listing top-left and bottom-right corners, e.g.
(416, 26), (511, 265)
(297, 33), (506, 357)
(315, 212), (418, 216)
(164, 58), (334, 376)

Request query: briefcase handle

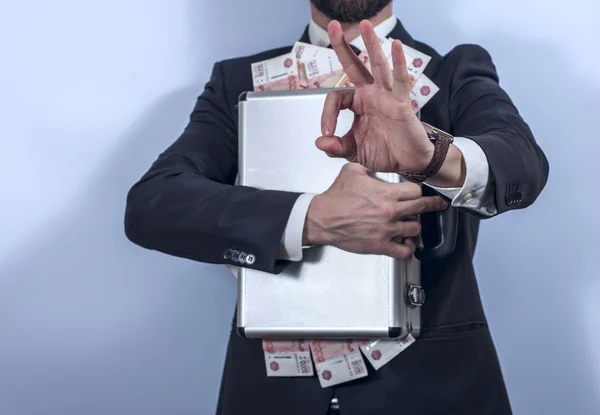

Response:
(415, 205), (458, 262)
(410, 110), (457, 262)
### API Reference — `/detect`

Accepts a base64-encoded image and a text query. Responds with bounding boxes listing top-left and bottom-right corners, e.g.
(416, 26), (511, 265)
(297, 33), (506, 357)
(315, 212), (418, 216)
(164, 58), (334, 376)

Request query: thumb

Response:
(315, 133), (356, 160)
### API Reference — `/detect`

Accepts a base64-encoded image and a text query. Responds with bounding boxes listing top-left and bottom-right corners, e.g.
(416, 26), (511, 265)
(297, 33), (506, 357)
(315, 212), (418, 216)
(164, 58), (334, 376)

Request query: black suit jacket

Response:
(125, 20), (548, 415)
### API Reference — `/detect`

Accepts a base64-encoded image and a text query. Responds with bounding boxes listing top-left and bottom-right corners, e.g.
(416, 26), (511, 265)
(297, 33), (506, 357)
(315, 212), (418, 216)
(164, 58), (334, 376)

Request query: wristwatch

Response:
(401, 122), (454, 183)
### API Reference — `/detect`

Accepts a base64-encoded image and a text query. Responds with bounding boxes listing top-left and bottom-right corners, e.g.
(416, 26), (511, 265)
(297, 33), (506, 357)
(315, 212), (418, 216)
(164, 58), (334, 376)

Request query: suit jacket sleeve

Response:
(447, 44), (549, 217)
(124, 62), (301, 274)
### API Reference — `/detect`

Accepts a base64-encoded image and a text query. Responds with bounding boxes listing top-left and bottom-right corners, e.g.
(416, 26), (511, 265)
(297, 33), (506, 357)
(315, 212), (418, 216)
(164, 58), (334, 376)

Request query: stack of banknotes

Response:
(251, 37), (439, 112)
(263, 336), (416, 388)
(250, 39), (436, 387)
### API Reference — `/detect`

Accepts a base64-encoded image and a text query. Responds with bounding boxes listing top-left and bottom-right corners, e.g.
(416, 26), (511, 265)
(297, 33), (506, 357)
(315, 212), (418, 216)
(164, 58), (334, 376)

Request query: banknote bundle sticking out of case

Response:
(236, 89), (456, 340)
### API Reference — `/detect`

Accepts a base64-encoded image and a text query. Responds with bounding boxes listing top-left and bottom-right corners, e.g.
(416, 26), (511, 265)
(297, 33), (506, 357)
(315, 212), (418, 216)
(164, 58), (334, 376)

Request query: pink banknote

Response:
(263, 340), (314, 377)
(391, 40), (432, 87)
(310, 341), (368, 387)
(293, 41), (345, 88)
(251, 53), (300, 91)
(359, 334), (415, 370)
(410, 74), (440, 112)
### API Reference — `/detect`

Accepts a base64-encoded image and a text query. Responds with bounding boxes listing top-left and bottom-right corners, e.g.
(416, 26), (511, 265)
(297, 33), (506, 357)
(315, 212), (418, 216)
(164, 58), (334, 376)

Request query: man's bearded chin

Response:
(310, 0), (393, 23)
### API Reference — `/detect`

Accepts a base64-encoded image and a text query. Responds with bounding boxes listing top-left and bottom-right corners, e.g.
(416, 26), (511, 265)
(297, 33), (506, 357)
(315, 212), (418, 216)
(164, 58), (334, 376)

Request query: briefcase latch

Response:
(406, 284), (426, 307)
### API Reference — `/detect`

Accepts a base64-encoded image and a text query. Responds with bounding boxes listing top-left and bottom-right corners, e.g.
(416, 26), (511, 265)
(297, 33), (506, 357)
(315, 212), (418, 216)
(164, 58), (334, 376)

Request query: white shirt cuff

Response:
(278, 193), (317, 261)
(425, 137), (497, 217)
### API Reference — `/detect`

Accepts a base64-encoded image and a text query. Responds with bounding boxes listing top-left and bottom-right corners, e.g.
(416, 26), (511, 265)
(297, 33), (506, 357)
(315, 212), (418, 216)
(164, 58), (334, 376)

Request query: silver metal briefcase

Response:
(236, 89), (456, 340)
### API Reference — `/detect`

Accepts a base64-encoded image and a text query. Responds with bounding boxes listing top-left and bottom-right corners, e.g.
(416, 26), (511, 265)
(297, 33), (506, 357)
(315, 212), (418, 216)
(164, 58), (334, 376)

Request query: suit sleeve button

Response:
(223, 249), (233, 260)
(246, 254), (256, 265)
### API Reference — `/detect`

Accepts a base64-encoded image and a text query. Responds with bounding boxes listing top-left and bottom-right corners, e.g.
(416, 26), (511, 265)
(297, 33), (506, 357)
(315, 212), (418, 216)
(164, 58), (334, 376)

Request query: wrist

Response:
(400, 123), (459, 184)
(302, 194), (330, 246)
(426, 144), (466, 188)
(415, 141), (436, 172)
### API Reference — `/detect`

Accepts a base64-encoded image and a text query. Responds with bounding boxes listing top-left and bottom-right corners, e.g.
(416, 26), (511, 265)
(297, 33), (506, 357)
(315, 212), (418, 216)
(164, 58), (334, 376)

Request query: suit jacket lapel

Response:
(298, 25), (310, 43)
(387, 19), (415, 47)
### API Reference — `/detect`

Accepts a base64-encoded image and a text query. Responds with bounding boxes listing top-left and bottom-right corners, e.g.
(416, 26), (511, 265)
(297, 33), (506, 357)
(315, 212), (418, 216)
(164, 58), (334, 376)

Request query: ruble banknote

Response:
(293, 41), (345, 88)
(310, 340), (368, 387)
(360, 334), (415, 370)
(410, 74), (440, 112)
(263, 340), (314, 377)
(252, 52), (300, 91)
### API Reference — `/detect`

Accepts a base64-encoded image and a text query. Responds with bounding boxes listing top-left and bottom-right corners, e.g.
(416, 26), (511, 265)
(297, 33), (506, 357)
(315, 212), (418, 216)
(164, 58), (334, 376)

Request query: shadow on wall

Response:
(0, 87), (237, 415)
(0, 0), (312, 413)
(470, 43), (600, 415)
(0, 1), (311, 414)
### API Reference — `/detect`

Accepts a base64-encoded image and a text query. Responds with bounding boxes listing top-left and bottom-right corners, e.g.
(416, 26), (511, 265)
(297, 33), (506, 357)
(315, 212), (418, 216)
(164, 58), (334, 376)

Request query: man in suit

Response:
(124, 1), (549, 414)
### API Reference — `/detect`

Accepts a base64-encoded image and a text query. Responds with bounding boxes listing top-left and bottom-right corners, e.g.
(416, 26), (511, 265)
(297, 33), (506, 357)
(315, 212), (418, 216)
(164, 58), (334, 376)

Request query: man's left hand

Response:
(316, 20), (433, 175)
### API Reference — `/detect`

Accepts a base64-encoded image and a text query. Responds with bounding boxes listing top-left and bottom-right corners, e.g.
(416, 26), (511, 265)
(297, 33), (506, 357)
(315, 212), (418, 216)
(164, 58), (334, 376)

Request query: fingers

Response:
(397, 195), (449, 216)
(382, 217), (422, 259)
(359, 20), (393, 89)
(383, 238), (416, 259)
(327, 20), (373, 87)
(391, 39), (412, 99)
(316, 89), (357, 159)
(400, 215), (418, 222)
(393, 220), (421, 238)
(321, 89), (354, 137)
(364, 180), (422, 202)
(395, 181), (422, 201)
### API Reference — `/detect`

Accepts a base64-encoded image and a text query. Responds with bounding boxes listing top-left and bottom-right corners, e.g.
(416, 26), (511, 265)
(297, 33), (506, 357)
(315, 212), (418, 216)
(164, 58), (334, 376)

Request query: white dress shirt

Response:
(277, 15), (497, 261)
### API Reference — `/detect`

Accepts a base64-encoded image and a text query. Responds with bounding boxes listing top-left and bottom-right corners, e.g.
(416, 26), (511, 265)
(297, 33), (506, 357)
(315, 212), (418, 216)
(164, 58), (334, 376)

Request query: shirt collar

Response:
(307, 14), (398, 50)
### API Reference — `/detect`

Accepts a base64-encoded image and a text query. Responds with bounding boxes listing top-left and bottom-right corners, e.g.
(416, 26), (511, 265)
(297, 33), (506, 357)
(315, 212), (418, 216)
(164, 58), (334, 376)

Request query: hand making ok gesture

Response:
(316, 20), (434, 175)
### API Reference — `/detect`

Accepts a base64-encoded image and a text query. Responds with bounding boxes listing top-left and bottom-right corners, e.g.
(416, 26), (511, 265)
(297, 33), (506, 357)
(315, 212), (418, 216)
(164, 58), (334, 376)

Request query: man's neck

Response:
(309, 3), (394, 42)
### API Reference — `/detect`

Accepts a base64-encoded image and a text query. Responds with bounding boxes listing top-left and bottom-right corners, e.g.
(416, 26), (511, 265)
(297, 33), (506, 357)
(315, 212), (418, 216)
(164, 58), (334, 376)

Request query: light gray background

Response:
(0, 0), (598, 414)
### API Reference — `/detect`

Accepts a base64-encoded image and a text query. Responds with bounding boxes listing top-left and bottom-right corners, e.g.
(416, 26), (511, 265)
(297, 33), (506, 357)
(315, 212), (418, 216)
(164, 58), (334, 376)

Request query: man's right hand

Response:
(303, 163), (449, 259)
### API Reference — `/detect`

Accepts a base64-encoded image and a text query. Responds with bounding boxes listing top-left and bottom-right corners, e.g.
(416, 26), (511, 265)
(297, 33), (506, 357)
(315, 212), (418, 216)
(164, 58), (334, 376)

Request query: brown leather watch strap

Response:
(402, 123), (454, 183)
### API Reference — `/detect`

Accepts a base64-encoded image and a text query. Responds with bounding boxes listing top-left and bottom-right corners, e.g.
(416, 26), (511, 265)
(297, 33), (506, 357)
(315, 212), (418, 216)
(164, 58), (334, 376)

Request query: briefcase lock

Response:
(406, 284), (426, 307)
